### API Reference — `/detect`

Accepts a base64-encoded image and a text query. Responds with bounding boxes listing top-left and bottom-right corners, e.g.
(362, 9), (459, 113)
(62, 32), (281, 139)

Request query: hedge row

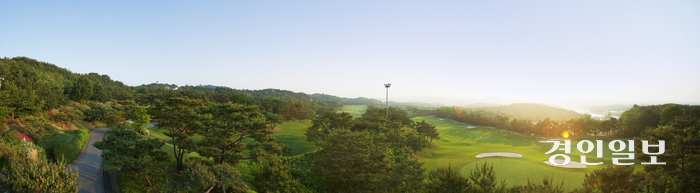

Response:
(53, 129), (90, 164)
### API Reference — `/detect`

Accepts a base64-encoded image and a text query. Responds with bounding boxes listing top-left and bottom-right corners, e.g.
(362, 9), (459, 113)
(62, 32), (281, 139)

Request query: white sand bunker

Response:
(475, 152), (524, 158)
(538, 139), (567, 143)
(463, 126), (478, 128)
(543, 159), (587, 168)
(438, 118), (445, 120)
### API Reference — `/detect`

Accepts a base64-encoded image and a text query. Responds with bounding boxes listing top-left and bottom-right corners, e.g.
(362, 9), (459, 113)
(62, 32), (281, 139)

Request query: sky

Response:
(2, 1), (699, 105)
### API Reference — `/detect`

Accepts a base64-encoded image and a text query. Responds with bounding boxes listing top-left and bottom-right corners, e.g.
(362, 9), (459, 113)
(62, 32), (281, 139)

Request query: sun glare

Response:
(562, 131), (570, 138)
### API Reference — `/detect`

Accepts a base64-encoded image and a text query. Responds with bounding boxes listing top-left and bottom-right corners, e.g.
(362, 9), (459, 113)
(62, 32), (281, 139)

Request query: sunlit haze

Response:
(2, 1), (699, 105)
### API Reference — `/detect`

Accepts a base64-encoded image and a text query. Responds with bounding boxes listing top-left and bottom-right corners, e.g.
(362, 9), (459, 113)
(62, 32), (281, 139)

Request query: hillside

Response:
(478, 103), (582, 121)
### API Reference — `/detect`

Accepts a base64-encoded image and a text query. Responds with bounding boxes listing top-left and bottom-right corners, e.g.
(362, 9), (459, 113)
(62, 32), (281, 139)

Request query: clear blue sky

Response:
(2, 1), (699, 104)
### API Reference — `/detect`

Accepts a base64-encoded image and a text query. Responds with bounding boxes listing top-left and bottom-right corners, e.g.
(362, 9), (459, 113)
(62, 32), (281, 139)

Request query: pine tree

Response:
(90, 82), (109, 102)
(70, 76), (93, 102)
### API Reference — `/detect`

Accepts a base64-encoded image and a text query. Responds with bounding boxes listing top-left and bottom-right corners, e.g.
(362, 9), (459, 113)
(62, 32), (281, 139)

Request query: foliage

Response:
(149, 96), (206, 173)
(0, 159), (79, 193)
(53, 129), (90, 164)
(164, 160), (245, 193)
(93, 127), (171, 172)
(118, 169), (173, 193)
(634, 115), (700, 192)
(423, 164), (471, 193)
(250, 156), (301, 193)
(20, 116), (60, 146)
(69, 76), (93, 102)
(573, 165), (634, 193)
(82, 102), (112, 122)
(90, 82), (110, 102)
(53, 106), (84, 127)
(468, 163), (509, 192)
(198, 103), (291, 166)
(130, 107), (150, 135)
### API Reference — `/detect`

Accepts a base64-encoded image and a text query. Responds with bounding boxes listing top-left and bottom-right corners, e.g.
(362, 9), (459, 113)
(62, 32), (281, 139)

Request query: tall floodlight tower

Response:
(384, 83), (391, 118)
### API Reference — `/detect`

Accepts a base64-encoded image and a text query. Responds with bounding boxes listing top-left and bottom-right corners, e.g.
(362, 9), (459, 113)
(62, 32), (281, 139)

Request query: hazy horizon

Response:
(2, 1), (699, 105)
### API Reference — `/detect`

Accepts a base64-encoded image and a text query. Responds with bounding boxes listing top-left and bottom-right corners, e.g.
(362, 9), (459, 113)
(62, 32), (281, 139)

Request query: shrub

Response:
(52, 129), (90, 164)
(0, 159), (79, 192)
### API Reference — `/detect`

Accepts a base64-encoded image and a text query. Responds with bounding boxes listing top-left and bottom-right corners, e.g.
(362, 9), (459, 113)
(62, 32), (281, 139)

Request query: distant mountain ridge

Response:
(477, 103), (582, 121)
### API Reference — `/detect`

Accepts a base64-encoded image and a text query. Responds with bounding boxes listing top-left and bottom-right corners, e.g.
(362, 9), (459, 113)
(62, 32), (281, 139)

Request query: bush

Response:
(119, 170), (173, 193)
(53, 129), (90, 164)
(0, 159), (79, 192)
(21, 117), (60, 146)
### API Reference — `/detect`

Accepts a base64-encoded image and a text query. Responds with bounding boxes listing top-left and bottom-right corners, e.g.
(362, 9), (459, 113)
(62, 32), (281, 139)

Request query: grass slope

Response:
(412, 115), (637, 191)
(274, 122), (316, 156)
(339, 105), (366, 118)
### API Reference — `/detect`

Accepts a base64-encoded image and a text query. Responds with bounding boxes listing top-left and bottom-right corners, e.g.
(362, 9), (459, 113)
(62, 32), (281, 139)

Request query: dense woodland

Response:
(0, 57), (698, 192)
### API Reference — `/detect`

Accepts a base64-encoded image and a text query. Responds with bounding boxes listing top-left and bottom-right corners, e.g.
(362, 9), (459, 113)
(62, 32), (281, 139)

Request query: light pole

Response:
(384, 83), (391, 118)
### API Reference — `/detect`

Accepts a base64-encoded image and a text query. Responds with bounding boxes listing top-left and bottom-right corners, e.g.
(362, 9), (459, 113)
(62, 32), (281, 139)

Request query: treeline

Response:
(435, 103), (700, 138)
(0, 57), (377, 122)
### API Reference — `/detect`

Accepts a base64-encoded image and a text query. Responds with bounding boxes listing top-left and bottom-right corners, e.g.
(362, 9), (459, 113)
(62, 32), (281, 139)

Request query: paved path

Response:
(66, 127), (110, 193)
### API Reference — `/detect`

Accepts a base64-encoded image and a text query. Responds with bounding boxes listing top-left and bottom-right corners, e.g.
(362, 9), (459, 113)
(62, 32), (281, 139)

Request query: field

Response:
(412, 115), (639, 191)
(274, 122), (317, 156)
(340, 105), (366, 118)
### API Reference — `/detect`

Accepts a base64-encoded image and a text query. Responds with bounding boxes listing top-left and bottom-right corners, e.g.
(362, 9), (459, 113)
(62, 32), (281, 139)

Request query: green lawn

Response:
(412, 115), (636, 191)
(274, 122), (316, 156)
(339, 105), (366, 118)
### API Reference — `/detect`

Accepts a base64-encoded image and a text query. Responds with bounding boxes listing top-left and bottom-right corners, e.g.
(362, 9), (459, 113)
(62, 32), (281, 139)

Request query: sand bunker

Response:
(438, 118), (445, 120)
(463, 126), (478, 129)
(475, 152), (524, 158)
(543, 159), (587, 168)
(538, 139), (567, 143)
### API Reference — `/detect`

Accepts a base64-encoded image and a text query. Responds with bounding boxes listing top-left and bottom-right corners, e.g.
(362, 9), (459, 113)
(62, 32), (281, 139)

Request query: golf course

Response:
(271, 105), (640, 191)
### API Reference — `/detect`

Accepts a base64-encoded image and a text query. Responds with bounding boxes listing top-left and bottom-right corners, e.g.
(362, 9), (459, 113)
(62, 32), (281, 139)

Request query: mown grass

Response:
(339, 105), (366, 118)
(412, 115), (636, 191)
(274, 122), (316, 156)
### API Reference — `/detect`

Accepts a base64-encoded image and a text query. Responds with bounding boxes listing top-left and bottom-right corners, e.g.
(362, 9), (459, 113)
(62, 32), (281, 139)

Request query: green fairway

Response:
(339, 105), (366, 118)
(274, 122), (317, 156)
(460, 158), (587, 190)
(412, 115), (636, 191)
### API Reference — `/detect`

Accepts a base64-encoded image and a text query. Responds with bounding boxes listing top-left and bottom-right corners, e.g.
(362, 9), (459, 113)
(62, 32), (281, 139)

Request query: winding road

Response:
(65, 127), (110, 193)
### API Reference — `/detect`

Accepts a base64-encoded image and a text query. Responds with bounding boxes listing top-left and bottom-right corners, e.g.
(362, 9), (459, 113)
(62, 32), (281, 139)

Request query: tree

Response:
(468, 163), (508, 193)
(634, 115), (700, 192)
(53, 106), (84, 128)
(2, 61), (43, 118)
(414, 120), (439, 142)
(423, 164), (472, 193)
(93, 127), (171, 172)
(90, 82), (109, 102)
(312, 129), (391, 192)
(70, 76), (93, 102)
(198, 103), (291, 166)
(305, 111), (354, 143)
(149, 96), (206, 174)
(103, 110), (126, 128)
(0, 160), (79, 193)
(130, 108), (150, 135)
(573, 165), (634, 193)
(164, 160), (243, 193)
(660, 104), (683, 125)
(251, 157), (300, 193)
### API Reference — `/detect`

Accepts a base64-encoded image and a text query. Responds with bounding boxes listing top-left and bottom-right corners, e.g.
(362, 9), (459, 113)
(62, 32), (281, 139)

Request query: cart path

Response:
(66, 127), (110, 193)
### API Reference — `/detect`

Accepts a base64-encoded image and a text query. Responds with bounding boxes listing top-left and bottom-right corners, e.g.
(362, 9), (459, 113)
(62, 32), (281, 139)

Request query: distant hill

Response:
(478, 103), (582, 121)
